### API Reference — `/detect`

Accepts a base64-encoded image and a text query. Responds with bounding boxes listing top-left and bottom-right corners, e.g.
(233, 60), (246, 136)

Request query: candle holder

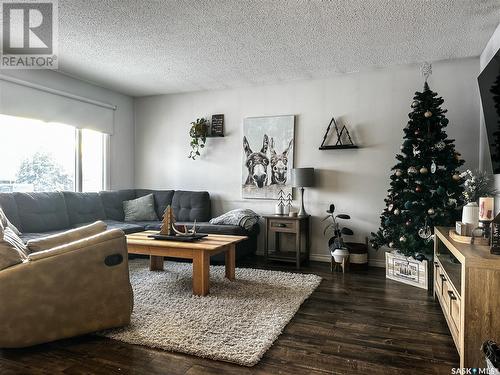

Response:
(479, 197), (495, 240)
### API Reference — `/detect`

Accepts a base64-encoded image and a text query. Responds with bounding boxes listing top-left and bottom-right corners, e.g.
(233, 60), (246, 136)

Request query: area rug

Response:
(100, 259), (321, 366)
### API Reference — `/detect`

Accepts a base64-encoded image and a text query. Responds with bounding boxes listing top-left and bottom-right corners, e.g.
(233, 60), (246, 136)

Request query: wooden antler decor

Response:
(160, 205), (176, 235)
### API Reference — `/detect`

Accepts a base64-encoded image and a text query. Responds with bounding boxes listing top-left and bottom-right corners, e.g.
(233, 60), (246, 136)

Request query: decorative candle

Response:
(479, 197), (495, 221)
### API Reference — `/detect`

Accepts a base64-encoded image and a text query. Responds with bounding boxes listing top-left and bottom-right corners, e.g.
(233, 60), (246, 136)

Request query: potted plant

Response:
(188, 118), (209, 160)
(323, 204), (354, 263)
(460, 169), (497, 230)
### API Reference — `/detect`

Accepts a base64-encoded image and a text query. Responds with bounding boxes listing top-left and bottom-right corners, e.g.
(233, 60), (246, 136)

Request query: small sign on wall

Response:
(210, 114), (224, 137)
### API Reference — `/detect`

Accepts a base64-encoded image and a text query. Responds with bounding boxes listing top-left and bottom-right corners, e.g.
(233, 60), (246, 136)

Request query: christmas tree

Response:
(371, 81), (464, 258)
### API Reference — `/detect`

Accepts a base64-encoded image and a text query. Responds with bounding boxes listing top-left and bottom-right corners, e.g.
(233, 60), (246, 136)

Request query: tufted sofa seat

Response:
(0, 190), (258, 263)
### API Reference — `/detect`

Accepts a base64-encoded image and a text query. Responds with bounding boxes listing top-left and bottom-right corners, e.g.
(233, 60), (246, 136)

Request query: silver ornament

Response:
(434, 141), (446, 151)
(411, 100), (419, 108)
(427, 208), (435, 215)
(394, 208), (400, 215)
(399, 236), (406, 243)
(424, 111), (432, 118)
(389, 242), (395, 248)
(395, 169), (403, 177)
(430, 160), (437, 174)
(413, 144), (421, 156)
(419, 167), (428, 174)
(407, 166), (418, 175)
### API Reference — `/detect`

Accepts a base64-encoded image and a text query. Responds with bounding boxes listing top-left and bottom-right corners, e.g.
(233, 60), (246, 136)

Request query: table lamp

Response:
(291, 168), (315, 217)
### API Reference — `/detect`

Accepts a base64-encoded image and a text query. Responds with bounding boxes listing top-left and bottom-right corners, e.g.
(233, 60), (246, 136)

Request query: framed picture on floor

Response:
(242, 115), (294, 199)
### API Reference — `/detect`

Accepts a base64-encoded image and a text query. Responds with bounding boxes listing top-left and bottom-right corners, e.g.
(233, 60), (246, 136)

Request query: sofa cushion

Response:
(63, 192), (106, 225)
(99, 189), (136, 221)
(147, 221), (248, 236)
(14, 192), (70, 233)
(171, 191), (211, 222)
(123, 194), (158, 222)
(102, 220), (145, 235)
(26, 221), (107, 254)
(130, 221), (162, 230)
(0, 223), (27, 270)
(135, 189), (174, 219)
(0, 193), (22, 232)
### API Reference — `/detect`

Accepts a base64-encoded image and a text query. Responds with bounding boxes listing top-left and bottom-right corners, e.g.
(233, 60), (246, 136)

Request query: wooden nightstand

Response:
(263, 214), (310, 269)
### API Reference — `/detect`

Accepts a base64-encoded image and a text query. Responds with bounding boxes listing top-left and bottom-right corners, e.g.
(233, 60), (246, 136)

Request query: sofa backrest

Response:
(135, 189), (175, 219)
(0, 193), (22, 231)
(63, 192), (106, 226)
(99, 189), (136, 221)
(13, 192), (70, 233)
(171, 191), (211, 222)
(0, 189), (211, 233)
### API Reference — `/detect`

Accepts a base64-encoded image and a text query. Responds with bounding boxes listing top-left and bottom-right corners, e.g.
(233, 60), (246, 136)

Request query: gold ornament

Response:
(419, 167), (428, 174)
(424, 111), (432, 118)
(452, 174), (460, 181)
(395, 169), (403, 177)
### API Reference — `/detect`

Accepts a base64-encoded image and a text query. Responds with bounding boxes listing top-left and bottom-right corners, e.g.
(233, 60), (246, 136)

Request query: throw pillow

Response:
(123, 194), (159, 222)
(209, 209), (260, 230)
(0, 222), (28, 271)
(0, 207), (21, 235)
(27, 220), (107, 254)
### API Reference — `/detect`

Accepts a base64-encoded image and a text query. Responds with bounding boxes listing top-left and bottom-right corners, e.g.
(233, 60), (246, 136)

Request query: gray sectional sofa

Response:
(0, 189), (258, 262)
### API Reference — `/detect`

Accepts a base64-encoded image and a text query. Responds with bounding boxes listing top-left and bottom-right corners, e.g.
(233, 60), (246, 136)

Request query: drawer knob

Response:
(275, 223), (286, 228)
(447, 290), (457, 300)
(434, 261), (439, 268)
(440, 274), (446, 281)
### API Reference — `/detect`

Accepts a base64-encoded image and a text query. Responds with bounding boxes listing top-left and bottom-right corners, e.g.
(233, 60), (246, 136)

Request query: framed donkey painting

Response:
(242, 115), (295, 199)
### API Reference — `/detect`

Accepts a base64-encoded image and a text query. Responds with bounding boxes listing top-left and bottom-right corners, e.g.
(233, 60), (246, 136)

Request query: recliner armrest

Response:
(28, 229), (124, 261)
(26, 221), (108, 254)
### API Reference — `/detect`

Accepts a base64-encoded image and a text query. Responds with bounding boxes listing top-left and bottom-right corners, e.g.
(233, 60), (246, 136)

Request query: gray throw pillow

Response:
(0, 221), (28, 271)
(123, 194), (159, 222)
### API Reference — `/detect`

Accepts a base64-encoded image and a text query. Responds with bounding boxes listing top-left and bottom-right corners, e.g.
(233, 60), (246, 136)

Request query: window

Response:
(81, 129), (105, 192)
(0, 114), (107, 193)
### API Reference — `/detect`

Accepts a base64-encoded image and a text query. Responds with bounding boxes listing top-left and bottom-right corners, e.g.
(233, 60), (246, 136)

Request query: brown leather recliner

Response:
(0, 227), (133, 348)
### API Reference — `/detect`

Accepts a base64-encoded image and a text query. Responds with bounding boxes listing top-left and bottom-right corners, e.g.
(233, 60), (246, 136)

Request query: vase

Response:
(330, 246), (349, 263)
(462, 202), (479, 230)
(275, 204), (284, 215)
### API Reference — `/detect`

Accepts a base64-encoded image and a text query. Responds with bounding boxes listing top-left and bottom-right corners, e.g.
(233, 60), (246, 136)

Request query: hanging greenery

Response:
(188, 118), (208, 160)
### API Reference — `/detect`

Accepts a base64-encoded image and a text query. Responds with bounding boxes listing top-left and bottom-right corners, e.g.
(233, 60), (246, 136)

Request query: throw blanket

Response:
(209, 209), (260, 230)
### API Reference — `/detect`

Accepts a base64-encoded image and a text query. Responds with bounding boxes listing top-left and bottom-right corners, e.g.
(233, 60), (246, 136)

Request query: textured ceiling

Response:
(58, 0), (500, 97)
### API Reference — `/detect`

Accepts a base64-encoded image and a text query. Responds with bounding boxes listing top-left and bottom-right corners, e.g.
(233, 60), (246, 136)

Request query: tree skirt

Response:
(100, 259), (321, 366)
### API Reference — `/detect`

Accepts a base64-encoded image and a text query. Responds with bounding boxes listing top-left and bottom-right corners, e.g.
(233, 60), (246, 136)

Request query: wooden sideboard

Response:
(434, 227), (500, 368)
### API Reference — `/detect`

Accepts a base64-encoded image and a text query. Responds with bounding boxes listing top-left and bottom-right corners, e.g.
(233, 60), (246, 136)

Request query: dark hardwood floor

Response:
(0, 257), (459, 375)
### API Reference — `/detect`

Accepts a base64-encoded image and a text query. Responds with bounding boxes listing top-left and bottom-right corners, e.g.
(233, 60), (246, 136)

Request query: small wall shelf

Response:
(319, 116), (358, 150)
(319, 145), (358, 150)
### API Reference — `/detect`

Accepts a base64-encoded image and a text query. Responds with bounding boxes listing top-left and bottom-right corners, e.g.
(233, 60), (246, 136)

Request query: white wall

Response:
(0, 69), (135, 189)
(134, 58), (480, 265)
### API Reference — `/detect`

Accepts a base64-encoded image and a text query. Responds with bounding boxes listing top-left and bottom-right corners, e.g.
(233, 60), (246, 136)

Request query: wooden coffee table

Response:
(126, 231), (247, 296)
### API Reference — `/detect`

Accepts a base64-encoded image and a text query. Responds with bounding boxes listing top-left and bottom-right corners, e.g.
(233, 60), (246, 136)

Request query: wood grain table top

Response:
(126, 231), (247, 250)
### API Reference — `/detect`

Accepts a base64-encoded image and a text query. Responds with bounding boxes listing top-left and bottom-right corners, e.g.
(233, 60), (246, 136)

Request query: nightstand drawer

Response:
(268, 219), (297, 233)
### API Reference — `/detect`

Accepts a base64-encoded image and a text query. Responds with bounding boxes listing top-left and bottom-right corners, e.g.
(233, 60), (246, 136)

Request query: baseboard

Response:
(257, 251), (386, 268)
